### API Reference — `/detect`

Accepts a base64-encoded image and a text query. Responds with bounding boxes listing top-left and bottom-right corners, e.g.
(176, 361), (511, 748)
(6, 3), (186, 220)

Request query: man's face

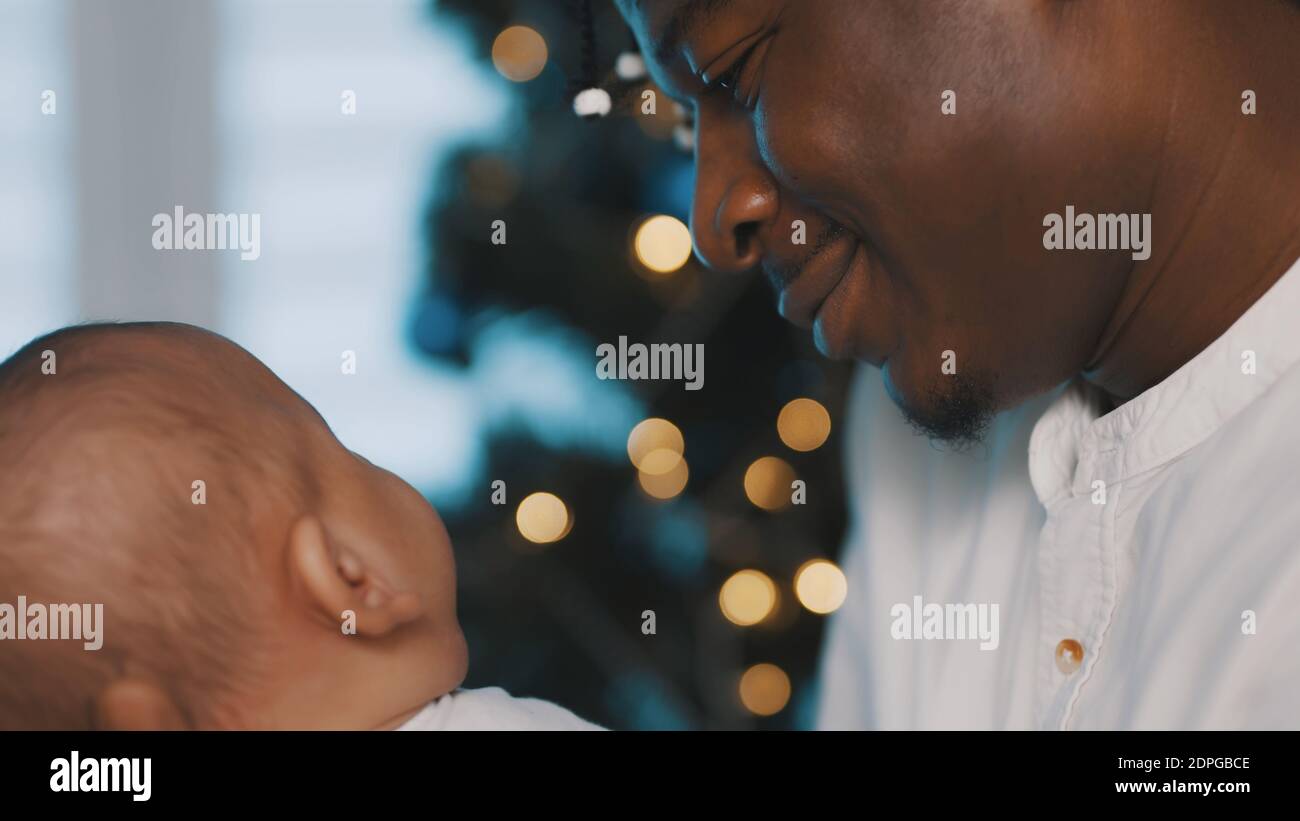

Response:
(618, 0), (1153, 442)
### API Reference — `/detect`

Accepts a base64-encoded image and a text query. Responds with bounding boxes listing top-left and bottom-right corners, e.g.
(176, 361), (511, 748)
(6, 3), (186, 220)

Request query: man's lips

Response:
(812, 241), (876, 362)
(772, 230), (890, 365)
(774, 228), (857, 331)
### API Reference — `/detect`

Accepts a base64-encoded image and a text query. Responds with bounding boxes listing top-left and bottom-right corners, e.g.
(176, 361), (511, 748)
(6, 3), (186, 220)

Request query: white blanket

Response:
(397, 687), (604, 731)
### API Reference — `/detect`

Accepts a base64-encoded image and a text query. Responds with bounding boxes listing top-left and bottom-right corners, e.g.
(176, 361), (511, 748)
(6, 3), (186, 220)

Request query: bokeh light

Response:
(491, 25), (548, 82)
(719, 569), (777, 626)
(515, 491), (569, 544)
(464, 153), (520, 208)
(638, 457), (689, 500)
(627, 417), (684, 475)
(743, 456), (796, 511)
(794, 559), (848, 615)
(777, 397), (832, 452)
(633, 215), (693, 275)
(739, 663), (791, 716)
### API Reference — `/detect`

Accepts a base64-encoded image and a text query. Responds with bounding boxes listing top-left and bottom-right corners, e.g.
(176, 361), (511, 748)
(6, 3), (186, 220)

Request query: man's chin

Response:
(882, 362), (998, 450)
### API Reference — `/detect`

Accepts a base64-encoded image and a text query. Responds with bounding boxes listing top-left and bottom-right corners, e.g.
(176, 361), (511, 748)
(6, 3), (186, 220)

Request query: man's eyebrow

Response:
(653, 0), (738, 65)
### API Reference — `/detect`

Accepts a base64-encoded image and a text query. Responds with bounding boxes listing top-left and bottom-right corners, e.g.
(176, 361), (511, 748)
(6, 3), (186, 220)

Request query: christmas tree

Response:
(416, 0), (851, 728)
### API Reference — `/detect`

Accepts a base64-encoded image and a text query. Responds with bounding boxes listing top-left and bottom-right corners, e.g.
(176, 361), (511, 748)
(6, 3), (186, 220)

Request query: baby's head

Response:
(0, 322), (466, 729)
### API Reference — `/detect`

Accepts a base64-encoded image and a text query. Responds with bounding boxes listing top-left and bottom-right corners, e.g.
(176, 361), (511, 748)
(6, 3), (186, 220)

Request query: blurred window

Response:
(215, 0), (508, 498)
(0, 0), (74, 356)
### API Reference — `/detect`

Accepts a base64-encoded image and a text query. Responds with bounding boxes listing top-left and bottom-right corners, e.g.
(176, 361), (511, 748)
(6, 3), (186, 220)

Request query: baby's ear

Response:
(286, 515), (424, 637)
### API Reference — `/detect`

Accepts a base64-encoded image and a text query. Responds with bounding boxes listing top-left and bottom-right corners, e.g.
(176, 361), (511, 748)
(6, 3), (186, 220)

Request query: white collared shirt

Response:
(816, 257), (1300, 729)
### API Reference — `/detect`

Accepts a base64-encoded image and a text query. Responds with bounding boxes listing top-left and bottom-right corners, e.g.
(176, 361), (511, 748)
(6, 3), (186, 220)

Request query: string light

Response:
(672, 123), (695, 153)
(573, 88), (612, 118)
(633, 215), (693, 275)
(615, 52), (647, 81)
(777, 398), (832, 452)
(719, 569), (777, 626)
(794, 559), (848, 614)
(739, 663), (791, 716)
(492, 25), (548, 82)
(571, 0), (607, 118)
(515, 492), (569, 544)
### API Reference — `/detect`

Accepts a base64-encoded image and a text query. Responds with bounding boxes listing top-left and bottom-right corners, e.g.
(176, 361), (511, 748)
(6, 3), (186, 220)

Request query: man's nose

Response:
(689, 118), (779, 274)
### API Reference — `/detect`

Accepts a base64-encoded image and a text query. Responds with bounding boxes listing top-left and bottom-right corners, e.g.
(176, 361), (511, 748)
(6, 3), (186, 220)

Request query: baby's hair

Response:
(0, 322), (307, 729)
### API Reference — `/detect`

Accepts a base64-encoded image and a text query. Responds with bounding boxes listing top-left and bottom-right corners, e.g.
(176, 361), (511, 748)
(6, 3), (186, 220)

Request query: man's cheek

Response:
(755, 87), (863, 205)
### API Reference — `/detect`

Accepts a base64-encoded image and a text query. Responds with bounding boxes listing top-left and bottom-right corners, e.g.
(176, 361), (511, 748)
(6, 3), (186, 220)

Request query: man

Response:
(614, 0), (1300, 728)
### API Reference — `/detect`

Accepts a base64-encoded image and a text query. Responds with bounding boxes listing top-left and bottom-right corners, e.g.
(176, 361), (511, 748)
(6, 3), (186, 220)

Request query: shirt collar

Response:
(1029, 254), (1300, 506)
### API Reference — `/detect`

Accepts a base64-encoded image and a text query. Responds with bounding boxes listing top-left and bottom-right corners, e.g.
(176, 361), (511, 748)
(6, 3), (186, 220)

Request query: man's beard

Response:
(890, 369), (998, 450)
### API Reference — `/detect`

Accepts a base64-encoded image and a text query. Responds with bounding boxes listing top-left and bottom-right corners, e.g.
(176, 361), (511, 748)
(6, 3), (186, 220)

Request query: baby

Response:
(0, 322), (601, 730)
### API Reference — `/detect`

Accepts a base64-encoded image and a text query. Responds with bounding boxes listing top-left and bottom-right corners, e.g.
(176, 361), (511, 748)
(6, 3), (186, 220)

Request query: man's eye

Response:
(707, 59), (754, 109)
(704, 35), (769, 109)
(712, 60), (744, 93)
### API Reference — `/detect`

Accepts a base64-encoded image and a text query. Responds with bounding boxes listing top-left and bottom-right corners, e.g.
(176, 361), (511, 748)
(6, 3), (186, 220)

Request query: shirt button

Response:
(1055, 639), (1084, 674)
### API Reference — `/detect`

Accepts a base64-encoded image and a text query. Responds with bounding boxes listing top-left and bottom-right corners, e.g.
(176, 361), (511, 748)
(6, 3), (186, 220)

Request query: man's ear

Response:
(286, 515), (424, 637)
(93, 678), (191, 730)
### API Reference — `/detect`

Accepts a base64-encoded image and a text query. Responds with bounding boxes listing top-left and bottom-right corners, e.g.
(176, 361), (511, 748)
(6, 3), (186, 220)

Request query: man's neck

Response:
(1083, 5), (1300, 402)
